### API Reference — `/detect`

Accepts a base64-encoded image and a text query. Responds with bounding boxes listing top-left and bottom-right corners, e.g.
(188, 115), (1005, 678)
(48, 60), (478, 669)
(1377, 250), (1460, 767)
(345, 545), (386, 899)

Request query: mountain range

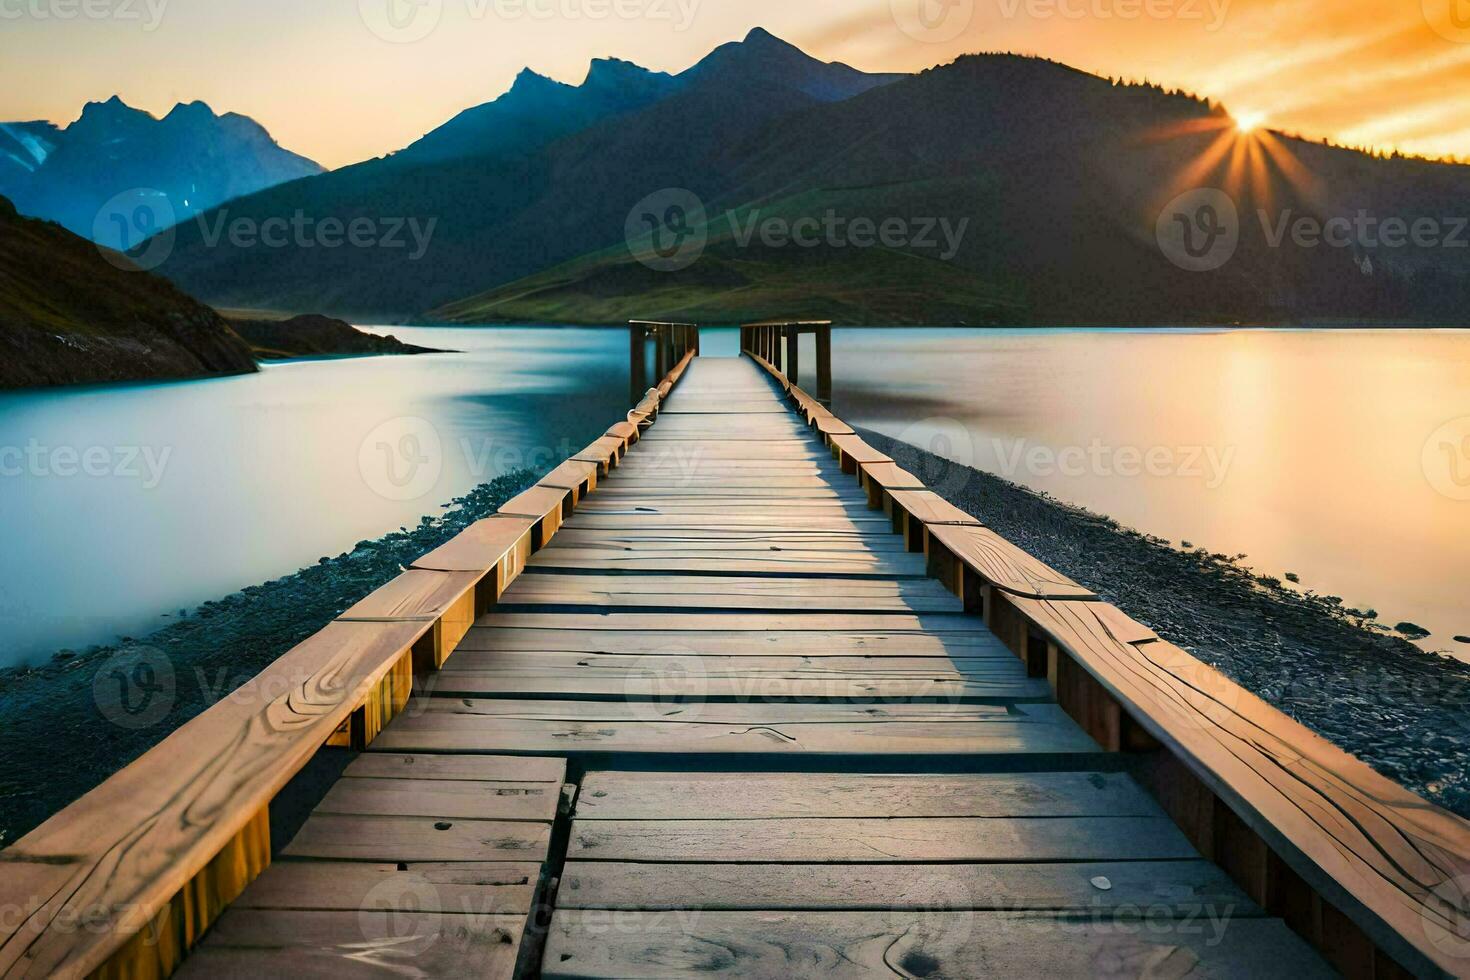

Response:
(19, 27), (1465, 327)
(0, 97), (322, 250)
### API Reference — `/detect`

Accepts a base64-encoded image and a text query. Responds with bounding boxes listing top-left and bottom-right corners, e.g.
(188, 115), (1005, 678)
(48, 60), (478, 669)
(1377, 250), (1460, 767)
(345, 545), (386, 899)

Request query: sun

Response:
(1234, 110), (1267, 134)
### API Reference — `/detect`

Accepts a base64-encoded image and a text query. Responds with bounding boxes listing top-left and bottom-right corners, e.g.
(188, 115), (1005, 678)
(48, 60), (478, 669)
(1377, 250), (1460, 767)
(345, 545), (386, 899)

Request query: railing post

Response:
(629, 322), (647, 406)
(771, 324), (783, 373)
(786, 325), (799, 385)
(816, 324), (833, 406)
(655, 326), (669, 379)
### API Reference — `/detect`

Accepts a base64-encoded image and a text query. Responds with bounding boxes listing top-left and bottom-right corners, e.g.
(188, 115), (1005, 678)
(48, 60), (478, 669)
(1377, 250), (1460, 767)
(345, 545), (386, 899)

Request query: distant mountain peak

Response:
(743, 26), (782, 44)
(165, 100), (217, 121)
(510, 67), (568, 95)
(584, 57), (656, 86)
(684, 26), (899, 103)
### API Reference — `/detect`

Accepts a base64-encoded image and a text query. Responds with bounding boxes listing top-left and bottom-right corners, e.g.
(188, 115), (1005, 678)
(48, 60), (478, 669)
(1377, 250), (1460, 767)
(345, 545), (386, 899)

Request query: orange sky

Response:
(2, 0), (1467, 169)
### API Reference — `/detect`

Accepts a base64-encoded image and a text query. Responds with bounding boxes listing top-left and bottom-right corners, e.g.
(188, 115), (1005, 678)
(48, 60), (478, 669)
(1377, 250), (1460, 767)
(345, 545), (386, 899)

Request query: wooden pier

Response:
(2, 329), (1467, 979)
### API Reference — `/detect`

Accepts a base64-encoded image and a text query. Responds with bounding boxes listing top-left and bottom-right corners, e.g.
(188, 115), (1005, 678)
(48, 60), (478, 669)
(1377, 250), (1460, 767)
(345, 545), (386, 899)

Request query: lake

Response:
(2, 326), (1466, 668)
(0, 327), (629, 666)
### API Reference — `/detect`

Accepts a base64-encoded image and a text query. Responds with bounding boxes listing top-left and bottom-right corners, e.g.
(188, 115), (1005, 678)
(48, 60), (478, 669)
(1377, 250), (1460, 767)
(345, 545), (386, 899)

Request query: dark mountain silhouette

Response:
(442, 54), (1470, 325)
(397, 60), (681, 165)
(0, 195), (257, 388)
(154, 37), (1469, 325)
(1, 97), (322, 249)
(152, 28), (901, 316)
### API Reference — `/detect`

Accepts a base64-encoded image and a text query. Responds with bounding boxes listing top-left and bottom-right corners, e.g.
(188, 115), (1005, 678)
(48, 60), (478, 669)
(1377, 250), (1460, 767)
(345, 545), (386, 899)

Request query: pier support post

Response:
(785, 325), (799, 388)
(816, 325), (833, 406)
(629, 323), (648, 406)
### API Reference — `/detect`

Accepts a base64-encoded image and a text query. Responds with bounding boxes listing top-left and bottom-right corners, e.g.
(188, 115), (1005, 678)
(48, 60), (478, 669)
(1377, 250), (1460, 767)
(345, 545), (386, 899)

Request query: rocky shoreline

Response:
(861, 428), (1470, 819)
(0, 471), (533, 845)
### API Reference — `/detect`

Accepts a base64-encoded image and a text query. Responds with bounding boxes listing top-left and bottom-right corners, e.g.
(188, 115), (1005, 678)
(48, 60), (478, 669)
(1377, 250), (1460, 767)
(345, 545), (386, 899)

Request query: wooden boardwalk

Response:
(187, 359), (1331, 977)
(5, 344), (1466, 979)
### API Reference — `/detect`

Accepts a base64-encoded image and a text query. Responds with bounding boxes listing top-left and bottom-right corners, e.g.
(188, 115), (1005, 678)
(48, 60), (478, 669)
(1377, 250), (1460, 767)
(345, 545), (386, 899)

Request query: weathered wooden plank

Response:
(887, 488), (984, 527)
(544, 528), (911, 552)
(574, 771), (1159, 819)
(537, 459), (599, 496)
(926, 522), (1096, 600)
(338, 570), (481, 622)
(543, 911), (1336, 979)
(1010, 595), (1470, 976)
(411, 516), (535, 576)
(563, 515), (890, 532)
(557, 860), (1256, 914)
(528, 548), (928, 577)
(317, 777), (561, 821)
(235, 861), (540, 913)
(454, 626), (1007, 658)
(565, 816), (1197, 862)
(497, 573), (962, 615)
(467, 612), (1002, 634)
(343, 753), (566, 783)
(828, 433), (892, 468)
(283, 815), (550, 862)
(371, 700), (1101, 758)
(0, 620), (428, 979)
(180, 911), (524, 979)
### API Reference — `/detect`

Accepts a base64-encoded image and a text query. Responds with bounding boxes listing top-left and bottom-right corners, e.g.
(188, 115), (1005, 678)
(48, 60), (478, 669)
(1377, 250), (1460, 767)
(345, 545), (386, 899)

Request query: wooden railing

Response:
(743, 345), (1470, 980)
(0, 344), (699, 980)
(741, 320), (832, 406)
(628, 321), (698, 406)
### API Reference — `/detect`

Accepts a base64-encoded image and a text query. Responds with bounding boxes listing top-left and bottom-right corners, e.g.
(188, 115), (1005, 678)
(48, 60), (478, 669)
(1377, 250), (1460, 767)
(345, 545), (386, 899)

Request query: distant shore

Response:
(858, 427), (1470, 820)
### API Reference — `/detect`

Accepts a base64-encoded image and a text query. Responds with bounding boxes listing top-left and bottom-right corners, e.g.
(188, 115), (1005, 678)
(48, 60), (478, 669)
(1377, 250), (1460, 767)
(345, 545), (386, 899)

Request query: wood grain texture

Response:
(887, 489), (985, 527)
(1009, 595), (1470, 977)
(338, 570), (481, 622)
(316, 777), (561, 822)
(926, 522), (1097, 600)
(0, 620), (429, 979)
(574, 771), (1159, 820)
(566, 815), (1197, 863)
(557, 860), (1256, 914)
(544, 910), (1336, 979)
(343, 754), (566, 783)
(411, 516), (535, 576)
(283, 815), (549, 862)
(179, 910), (524, 979)
(235, 861), (540, 914)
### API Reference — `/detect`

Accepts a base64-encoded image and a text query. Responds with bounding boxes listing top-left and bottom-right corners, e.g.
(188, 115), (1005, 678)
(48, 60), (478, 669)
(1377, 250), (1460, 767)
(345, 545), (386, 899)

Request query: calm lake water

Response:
(2, 326), (1466, 668)
(807, 328), (1470, 661)
(0, 327), (629, 666)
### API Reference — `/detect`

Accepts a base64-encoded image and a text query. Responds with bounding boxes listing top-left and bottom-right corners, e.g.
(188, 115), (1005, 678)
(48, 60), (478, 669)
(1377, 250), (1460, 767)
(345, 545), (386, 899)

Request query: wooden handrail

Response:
(0, 336), (700, 980)
(742, 341), (1470, 979)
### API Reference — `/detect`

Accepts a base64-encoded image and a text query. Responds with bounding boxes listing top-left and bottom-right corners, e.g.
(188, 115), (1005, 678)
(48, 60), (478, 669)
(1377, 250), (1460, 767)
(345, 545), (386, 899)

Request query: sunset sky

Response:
(3, 0), (1468, 169)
